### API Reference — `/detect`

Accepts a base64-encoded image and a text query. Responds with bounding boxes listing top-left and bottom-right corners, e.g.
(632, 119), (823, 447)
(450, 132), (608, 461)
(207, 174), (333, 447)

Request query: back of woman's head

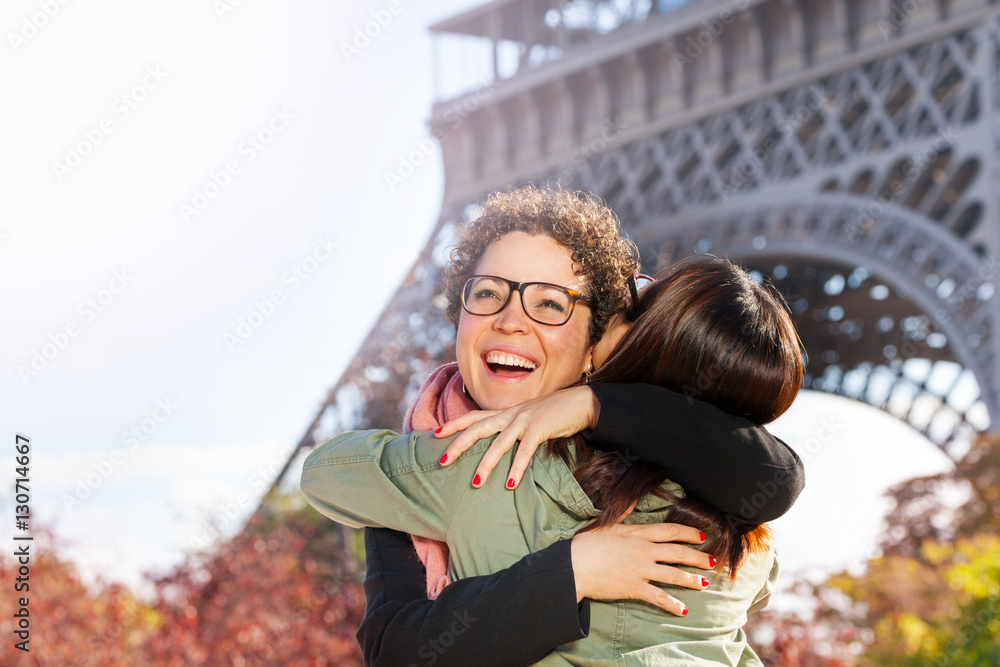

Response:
(591, 255), (803, 424)
(561, 256), (804, 580)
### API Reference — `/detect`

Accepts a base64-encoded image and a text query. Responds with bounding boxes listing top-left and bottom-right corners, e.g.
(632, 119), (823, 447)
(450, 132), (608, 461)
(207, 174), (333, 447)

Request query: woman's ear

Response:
(591, 313), (632, 371)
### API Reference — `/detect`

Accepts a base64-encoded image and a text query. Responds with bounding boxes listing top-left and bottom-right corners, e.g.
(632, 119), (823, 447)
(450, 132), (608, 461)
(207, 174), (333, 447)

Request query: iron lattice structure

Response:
(274, 0), (1000, 499)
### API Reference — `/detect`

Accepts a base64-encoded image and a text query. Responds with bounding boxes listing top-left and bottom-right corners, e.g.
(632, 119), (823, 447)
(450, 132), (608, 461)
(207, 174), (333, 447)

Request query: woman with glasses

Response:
(302, 185), (803, 665)
(436, 271), (660, 490)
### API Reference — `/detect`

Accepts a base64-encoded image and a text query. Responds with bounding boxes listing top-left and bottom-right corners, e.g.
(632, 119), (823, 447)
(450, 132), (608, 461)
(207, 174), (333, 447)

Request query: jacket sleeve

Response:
(300, 428), (474, 539)
(358, 527), (589, 667)
(583, 383), (805, 523)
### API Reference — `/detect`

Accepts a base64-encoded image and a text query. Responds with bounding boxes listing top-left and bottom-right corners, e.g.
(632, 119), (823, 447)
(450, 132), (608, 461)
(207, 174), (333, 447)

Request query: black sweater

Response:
(356, 383), (804, 666)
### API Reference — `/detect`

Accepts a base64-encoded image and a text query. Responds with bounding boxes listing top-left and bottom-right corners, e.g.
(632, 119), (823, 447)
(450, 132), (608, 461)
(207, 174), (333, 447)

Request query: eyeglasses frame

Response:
(624, 273), (655, 322)
(460, 274), (591, 326)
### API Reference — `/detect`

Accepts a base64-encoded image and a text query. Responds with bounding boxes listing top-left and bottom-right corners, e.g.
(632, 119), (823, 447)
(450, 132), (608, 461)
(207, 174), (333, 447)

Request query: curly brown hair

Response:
(441, 185), (639, 345)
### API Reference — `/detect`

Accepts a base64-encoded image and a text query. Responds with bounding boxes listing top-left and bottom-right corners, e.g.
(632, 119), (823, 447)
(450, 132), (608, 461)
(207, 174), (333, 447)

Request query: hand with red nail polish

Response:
(570, 522), (716, 618)
(433, 386), (599, 493)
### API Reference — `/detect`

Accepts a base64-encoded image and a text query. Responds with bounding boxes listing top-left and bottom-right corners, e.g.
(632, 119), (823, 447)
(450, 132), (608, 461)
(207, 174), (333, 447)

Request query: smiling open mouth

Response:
(483, 351), (537, 378)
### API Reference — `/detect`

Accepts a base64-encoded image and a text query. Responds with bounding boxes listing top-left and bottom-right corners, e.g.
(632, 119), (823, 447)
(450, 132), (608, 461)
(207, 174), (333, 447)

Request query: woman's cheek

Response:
(542, 324), (591, 385)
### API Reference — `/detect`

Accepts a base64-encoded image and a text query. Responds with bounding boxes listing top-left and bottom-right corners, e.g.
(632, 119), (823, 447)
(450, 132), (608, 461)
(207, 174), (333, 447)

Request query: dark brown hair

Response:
(550, 255), (804, 579)
(441, 185), (639, 345)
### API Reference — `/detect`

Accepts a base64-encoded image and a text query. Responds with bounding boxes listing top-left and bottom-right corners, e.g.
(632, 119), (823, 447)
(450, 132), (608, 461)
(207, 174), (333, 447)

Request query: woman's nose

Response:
(492, 291), (531, 334)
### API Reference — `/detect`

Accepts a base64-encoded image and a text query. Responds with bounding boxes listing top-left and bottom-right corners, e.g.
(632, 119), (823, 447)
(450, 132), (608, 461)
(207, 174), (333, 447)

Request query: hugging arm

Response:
(300, 429), (460, 538)
(358, 527), (587, 667)
(301, 429), (589, 667)
(584, 383), (804, 523)
(439, 383), (804, 523)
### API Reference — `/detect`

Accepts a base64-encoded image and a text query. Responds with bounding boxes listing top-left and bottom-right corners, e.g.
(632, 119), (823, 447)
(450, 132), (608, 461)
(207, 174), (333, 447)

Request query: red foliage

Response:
(745, 606), (860, 666)
(1, 508), (364, 666)
(0, 530), (152, 667)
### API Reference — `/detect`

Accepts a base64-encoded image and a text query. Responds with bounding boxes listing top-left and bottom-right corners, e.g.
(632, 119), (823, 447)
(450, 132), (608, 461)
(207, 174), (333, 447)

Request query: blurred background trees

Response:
(746, 433), (1000, 665)
(0, 503), (364, 666)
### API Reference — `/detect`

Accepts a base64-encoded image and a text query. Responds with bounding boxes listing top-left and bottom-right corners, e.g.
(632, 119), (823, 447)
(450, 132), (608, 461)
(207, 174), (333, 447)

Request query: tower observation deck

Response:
(278, 0), (1000, 498)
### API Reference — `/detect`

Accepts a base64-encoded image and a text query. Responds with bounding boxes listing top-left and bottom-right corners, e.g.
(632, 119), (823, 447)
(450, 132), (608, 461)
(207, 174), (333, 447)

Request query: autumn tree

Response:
(825, 434), (1000, 665)
(0, 529), (156, 666)
(747, 434), (1000, 666)
(1, 501), (365, 666)
(140, 496), (365, 666)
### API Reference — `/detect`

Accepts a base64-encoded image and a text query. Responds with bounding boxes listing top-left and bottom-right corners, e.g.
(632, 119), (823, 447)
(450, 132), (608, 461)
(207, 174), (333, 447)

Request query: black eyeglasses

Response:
(461, 275), (591, 326)
(624, 273), (654, 322)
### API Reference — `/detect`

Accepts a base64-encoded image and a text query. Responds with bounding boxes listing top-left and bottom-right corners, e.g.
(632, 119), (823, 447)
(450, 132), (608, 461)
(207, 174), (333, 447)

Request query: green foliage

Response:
(754, 434), (1000, 666)
(828, 534), (1000, 666)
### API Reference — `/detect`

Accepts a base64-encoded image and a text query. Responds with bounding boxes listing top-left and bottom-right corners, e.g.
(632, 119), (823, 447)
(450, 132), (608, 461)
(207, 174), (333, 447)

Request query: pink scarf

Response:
(403, 362), (478, 598)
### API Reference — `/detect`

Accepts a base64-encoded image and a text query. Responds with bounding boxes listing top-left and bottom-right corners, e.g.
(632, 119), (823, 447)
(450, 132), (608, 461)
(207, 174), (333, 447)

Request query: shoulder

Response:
(303, 429), (483, 476)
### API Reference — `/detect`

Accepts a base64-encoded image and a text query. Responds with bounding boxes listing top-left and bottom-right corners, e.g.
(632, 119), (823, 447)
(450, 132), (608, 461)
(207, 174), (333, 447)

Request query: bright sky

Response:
(0, 0), (957, 600)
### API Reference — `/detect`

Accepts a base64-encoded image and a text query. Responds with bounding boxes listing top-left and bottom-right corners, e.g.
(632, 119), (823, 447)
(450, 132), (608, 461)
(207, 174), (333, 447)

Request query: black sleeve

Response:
(357, 527), (589, 667)
(583, 383), (804, 523)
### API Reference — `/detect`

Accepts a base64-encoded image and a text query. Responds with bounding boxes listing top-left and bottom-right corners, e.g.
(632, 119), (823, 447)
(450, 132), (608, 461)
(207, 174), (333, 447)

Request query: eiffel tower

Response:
(269, 0), (1000, 518)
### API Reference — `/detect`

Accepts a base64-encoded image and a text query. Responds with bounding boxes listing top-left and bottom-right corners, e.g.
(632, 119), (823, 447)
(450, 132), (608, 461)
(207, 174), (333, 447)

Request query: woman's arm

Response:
(300, 428), (474, 537)
(302, 429), (589, 666)
(358, 527), (588, 667)
(437, 384), (804, 523)
(584, 383), (804, 523)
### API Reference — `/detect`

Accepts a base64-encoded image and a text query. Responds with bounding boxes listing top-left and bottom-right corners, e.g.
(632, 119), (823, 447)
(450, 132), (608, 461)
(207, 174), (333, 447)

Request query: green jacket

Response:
(301, 429), (778, 666)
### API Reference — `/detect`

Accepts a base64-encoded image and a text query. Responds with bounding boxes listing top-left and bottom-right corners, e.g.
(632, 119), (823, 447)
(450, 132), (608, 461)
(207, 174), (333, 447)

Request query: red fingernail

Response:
(699, 531), (706, 541)
(439, 453), (448, 464)
(709, 556), (717, 568)
(701, 577), (709, 588)
(435, 427), (443, 436)
(681, 607), (688, 616)
(507, 478), (515, 489)
(473, 474), (481, 486)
